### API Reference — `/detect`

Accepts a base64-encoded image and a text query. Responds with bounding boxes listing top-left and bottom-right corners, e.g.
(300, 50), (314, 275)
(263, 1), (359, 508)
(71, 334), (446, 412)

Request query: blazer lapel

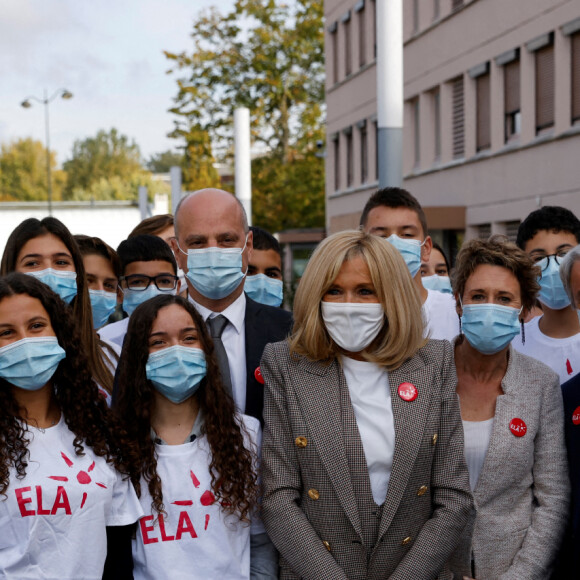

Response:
(293, 357), (364, 540)
(377, 355), (433, 539)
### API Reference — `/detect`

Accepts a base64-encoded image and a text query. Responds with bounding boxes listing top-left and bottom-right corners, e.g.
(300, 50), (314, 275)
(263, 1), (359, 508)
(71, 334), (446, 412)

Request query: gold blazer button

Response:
(417, 485), (428, 496)
(295, 436), (308, 448)
(431, 433), (438, 446)
(308, 488), (320, 500)
(322, 540), (331, 552)
(401, 536), (412, 546)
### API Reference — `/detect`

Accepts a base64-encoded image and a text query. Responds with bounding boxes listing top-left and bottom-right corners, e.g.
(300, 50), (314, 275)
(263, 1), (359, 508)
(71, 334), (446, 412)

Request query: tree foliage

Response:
(146, 150), (184, 173)
(62, 128), (146, 200)
(165, 0), (326, 232)
(0, 138), (65, 202)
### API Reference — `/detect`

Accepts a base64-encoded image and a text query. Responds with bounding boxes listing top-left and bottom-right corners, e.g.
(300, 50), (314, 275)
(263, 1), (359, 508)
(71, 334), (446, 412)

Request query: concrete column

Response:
(376, 0), (403, 187)
(490, 59), (504, 151)
(520, 44), (536, 143)
(555, 29), (572, 135)
(170, 166), (182, 215)
(138, 186), (148, 220)
(234, 107), (252, 225)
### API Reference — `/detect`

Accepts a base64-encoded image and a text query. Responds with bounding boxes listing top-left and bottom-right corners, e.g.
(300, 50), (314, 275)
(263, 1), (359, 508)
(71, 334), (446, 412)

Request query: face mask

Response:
(245, 274), (283, 307)
(422, 275), (452, 294)
(122, 285), (177, 317)
(89, 289), (118, 329)
(0, 336), (66, 390)
(385, 235), (423, 277)
(461, 303), (521, 355)
(146, 345), (207, 404)
(537, 257), (571, 310)
(180, 237), (248, 300)
(321, 302), (384, 353)
(26, 268), (77, 304)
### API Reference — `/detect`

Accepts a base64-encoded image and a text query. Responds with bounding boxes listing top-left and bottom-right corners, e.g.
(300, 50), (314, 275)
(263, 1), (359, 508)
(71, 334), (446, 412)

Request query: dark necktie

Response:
(207, 315), (233, 397)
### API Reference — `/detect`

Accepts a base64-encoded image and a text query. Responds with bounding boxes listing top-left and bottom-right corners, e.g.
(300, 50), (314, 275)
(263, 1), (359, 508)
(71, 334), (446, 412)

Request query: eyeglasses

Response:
(532, 250), (570, 271)
(120, 274), (178, 292)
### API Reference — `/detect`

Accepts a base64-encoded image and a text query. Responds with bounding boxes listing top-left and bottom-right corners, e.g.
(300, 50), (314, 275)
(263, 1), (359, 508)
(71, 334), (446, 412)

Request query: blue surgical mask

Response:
(122, 285), (177, 317)
(385, 235), (423, 277)
(461, 303), (522, 355)
(26, 268), (77, 304)
(89, 289), (118, 329)
(180, 237), (248, 300)
(146, 345), (207, 404)
(422, 275), (452, 294)
(245, 274), (283, 307)
(537, 257), (571, 310)
(0, 336), (66, 390)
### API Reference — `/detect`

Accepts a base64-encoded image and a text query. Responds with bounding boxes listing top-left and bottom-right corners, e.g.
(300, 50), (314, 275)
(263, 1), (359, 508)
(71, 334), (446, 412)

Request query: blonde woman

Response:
(260, 230), (473, 579)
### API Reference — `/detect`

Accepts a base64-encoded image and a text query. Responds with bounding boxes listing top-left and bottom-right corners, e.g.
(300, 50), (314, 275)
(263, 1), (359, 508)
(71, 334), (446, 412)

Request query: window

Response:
(372, 0), (377, 59)
(374, 120), (379, 180)
(356, 1), (366, 68)
(345, 128), (354, 187)
(434, 88), (441, 161)
(476, 70), (491, 151)
(412, 98), (420, 167)
(333, 135), (340, 191)
(504, 57), (521, 141)
(433, 0), (440, 20)
(343, 12), (352, 77)
(452, 76), (465, 159)
(452, 0), (464, 12)
(413, 0), (419, 33)
(359, 121), (368, 183)
(478, 224), (491, 240)
(330, 23), (339, 84)
(535, 41), (555, 133)
(573, 32), (580, 123)
(505, 221), (521, 243)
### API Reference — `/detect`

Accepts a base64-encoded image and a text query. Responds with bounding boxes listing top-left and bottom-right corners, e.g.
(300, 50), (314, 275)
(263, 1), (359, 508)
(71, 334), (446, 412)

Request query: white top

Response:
(423, 289), (460, 342)
(340, 356), (395, 505)
(98, 317), (130, 349)
(511, 315), (580, 384)
(190, 293), (247, 413)
(0, 415), (143, 579)
(462, 418), (494, 491)
(132, 414), (263, 580)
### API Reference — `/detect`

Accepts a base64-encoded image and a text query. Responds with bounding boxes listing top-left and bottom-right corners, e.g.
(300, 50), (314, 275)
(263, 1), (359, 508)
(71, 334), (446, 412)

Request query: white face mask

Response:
(321, 302), (385, 353)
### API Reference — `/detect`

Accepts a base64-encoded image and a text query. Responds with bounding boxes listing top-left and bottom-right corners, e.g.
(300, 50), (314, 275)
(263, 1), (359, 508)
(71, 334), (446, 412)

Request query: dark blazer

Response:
(243, 295), (293, 423)
(260, 338), (473, 580)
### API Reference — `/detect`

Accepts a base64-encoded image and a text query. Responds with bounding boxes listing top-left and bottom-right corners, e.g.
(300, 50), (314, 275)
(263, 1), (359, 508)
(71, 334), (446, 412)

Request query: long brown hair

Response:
(0, 274), (115, 497)
(1, 217), (115, 393)
(112, 294), (258, 521)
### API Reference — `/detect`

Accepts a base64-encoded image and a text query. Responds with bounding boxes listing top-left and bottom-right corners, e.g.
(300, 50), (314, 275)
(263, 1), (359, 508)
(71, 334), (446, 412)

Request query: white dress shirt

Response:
(341, 355), (396, 505)
(462, 418), (494, 491)
(189, 293), (247, 412)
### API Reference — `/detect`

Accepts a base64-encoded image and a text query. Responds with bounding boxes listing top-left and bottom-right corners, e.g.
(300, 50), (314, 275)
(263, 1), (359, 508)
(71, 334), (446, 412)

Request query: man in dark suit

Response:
(172, 188), (293, 424)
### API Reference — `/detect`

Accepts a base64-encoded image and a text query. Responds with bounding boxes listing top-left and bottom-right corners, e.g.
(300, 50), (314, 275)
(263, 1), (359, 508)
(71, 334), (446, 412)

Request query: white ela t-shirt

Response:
(0, 415), (143, 580)
(512, 315), (580, 384)
(423, 289), (460, 342)
(132, 415), (264, 580)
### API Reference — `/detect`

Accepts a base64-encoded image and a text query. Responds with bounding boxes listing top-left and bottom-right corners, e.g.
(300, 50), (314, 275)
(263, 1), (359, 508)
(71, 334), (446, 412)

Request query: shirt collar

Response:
(189, 292), (246, 335)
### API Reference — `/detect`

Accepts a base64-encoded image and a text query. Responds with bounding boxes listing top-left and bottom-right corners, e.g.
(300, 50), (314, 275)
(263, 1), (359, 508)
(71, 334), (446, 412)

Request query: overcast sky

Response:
(0, 0), (235, 166)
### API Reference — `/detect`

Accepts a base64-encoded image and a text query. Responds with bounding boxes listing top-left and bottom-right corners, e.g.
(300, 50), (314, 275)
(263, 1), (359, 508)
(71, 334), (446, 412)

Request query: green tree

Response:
(62, 128), (146, 200)
(165, 0), (325, 229)
(146, 150), (184, 173)
(0, 138), (65, 201)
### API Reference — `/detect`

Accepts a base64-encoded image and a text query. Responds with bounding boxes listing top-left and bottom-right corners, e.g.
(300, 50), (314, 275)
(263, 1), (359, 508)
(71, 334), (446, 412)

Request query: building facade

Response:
(325, 0), (580, 255)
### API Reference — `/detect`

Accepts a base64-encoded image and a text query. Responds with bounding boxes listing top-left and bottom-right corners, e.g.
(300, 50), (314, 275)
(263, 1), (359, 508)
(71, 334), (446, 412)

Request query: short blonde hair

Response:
(289, 230), (426, 369)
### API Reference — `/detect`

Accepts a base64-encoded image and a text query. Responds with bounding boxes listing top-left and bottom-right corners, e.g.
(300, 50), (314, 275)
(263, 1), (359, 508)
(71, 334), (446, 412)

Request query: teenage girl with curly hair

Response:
(0, 273), (142, 579)
(112, 294), (276, 579)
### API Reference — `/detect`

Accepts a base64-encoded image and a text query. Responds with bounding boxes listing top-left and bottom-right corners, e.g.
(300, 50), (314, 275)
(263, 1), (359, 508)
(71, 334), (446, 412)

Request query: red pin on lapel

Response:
(254, 366), (265, 385)
(509, 418), (527, 437)
(398, 382), (418, 402)
(573, 407), (580, 426)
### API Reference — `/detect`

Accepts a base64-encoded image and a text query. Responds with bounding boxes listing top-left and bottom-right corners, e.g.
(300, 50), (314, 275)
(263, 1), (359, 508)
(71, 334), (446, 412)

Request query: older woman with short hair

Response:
(448, 236), (569, 579)
(260, 230), (473, 580)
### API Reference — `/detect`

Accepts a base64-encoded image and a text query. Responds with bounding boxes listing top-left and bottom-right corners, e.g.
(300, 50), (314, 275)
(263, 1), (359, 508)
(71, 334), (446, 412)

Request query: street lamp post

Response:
(21, 89), (73, 215)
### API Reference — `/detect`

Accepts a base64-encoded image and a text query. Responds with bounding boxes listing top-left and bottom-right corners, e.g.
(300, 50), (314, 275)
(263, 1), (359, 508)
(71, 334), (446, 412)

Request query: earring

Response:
(458, 315), (462, 336)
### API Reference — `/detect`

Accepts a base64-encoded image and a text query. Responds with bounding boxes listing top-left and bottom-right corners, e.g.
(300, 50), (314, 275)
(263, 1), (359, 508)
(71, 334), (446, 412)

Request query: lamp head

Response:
(21, 100), (32, 108)
(61, 90), (73, 100)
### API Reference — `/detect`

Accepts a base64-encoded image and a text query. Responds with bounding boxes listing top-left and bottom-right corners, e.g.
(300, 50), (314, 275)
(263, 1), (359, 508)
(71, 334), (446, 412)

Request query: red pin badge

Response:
(509, 418), (527, 437)
(398, 382), (418, 402)
(254, 366), (265, 385)
(573, 407), (580, 426)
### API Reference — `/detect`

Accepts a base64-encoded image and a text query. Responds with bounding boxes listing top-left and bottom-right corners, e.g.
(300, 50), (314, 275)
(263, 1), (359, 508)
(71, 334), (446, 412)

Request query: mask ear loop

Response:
(457, 296), (463, 336)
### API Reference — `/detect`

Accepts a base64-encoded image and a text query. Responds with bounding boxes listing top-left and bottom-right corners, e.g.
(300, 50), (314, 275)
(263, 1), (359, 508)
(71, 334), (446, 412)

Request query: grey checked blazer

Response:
(260, 338), (473, 580)
(448, 347), (570, 580)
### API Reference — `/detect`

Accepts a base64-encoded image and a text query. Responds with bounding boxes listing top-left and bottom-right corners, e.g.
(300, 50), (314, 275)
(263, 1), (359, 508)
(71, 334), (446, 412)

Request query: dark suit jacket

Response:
(243, 295), (293, 423)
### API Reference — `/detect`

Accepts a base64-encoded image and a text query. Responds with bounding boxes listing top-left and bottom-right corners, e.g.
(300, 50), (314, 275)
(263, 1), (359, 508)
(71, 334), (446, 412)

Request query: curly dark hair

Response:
(0, 273), (115, 497)
(112, 294), (258, 522)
